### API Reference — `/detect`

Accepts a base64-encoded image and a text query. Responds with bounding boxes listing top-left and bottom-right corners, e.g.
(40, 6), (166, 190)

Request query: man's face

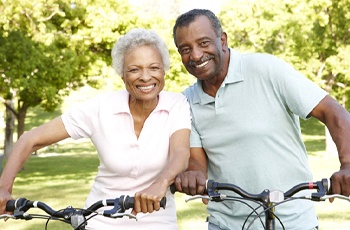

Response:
(174, 15), (228, 81)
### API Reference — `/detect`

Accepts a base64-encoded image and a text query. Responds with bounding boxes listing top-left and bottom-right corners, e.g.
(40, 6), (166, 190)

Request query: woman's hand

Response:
(0, 188), (13, 219)
(132, 180), (167, 215)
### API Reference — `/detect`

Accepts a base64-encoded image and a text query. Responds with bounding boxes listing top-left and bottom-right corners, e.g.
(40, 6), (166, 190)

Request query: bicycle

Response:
(0, 195), (166, 230)
(180, 178), (350, 230)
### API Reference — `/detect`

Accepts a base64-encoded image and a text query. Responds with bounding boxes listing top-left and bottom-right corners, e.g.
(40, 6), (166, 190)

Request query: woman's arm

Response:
(133, 128), (190, 214)
(0, 117), (70, 214)
(174, 147), (208, 196)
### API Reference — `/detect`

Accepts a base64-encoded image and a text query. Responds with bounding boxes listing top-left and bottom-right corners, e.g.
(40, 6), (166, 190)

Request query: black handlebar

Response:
(206, 178), (329, 202)
(6, 195), (167, 215)
(170, 184), (176, 194)
(6, 198), (25, 212)
(170, 178), (329, 202)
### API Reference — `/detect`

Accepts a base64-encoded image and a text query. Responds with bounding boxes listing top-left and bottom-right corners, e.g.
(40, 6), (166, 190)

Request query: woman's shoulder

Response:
(160, 91), (187, 101)
(159, 91), (188, 111)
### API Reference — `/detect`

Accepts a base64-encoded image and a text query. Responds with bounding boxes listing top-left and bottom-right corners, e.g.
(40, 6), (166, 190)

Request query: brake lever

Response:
(185, 195), (212, 203)
(320, 194), (350, 201)
(0, 214), (14, 219)
(13, 210), (32, 220)
(110, 213), (137, 220)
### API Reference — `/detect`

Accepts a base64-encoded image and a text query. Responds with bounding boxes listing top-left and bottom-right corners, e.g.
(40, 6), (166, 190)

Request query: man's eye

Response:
(200, 41), (210, 47)
(180, 48), (190, 54)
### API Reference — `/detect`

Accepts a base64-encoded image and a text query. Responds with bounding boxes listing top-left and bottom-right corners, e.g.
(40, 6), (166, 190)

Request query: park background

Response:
(1, 0), (350, 229)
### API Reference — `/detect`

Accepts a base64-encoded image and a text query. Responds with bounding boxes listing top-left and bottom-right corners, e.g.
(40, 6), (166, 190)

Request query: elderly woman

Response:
(0, 28), (191, 229)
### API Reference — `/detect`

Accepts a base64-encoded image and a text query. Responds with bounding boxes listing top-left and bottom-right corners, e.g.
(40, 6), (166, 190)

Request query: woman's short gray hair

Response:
(111, 28), (170, 77)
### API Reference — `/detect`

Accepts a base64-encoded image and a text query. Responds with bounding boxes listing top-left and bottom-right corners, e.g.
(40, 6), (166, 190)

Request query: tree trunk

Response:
(17, 103), (29, 139)
(4, 100), (15, 157)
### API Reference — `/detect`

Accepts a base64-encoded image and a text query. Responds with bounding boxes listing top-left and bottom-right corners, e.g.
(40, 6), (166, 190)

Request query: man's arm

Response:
(309, 95), (350, 196)
(174, 147), (208, 195)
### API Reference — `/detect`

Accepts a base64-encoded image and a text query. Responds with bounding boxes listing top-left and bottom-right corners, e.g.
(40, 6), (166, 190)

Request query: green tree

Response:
(0, 0), (140, 154)
(220, 0), (350, 107)
(307, 0), (350, 107)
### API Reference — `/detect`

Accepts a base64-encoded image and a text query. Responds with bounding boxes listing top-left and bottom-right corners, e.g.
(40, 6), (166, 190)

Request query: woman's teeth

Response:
(138, 84), (155, 90)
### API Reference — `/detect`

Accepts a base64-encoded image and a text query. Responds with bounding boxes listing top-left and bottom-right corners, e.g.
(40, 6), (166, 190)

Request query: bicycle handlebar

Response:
(3, 195), (167, 229)
(205, 178), (330, 203)
(6, 195), (166, 213)
(174, 178), (350, 230)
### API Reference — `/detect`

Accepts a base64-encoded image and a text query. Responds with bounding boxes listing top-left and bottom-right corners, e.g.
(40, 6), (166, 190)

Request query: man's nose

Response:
(190, 46), (203, 61)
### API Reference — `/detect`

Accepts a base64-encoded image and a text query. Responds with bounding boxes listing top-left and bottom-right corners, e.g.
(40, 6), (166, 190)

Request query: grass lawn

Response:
(1, 149), (349, 229)
(1, 86), (349, 229)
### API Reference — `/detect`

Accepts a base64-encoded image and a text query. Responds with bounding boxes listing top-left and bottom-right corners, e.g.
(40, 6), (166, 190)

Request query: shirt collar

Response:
(113, 90), (170, 114)
(192, 48), (244, 104)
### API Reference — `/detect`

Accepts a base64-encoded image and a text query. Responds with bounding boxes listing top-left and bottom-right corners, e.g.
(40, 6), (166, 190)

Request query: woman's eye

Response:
(128, 68), (139, 73)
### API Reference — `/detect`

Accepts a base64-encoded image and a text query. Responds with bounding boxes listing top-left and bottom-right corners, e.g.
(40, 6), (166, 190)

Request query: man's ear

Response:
(221, 32), (228, 50)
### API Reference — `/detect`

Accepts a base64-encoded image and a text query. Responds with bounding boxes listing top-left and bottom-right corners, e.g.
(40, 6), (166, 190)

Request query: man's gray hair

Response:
(111, 28), (170, 77)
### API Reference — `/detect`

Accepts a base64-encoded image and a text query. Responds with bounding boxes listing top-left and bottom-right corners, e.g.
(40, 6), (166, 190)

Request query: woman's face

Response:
(123, 45), (165, 102)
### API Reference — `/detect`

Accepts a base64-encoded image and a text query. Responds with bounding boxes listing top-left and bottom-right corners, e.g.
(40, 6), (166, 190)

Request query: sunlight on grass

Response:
(309, 155), (350, 230)
(1, 137), (350, 229)
(176, 193), (208, 229)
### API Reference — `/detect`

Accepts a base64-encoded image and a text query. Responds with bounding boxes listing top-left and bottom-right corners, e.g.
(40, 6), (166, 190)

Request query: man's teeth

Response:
(195, 60), (209, 68)
(138, 84), (155, 90)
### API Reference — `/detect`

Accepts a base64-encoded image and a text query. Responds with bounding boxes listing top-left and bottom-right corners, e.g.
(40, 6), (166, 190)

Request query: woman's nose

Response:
(139, 68), (153, 81)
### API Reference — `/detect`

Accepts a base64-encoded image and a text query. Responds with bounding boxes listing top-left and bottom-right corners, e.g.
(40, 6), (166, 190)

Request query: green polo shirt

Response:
(183, 49), (328, 230)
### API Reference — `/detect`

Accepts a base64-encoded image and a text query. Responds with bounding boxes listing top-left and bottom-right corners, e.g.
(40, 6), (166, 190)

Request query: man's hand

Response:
(174, 170), (207, 196)
(329, 164), (350, 202)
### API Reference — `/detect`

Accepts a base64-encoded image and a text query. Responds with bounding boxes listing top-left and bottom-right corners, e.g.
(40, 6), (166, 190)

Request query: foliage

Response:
(0, 0), (140, 136)
(220, 0), (350, 109)
(1, 0), (349, 142)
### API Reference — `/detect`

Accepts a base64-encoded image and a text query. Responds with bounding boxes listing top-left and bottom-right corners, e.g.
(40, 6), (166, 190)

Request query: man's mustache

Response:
(189, 55), (215, 67)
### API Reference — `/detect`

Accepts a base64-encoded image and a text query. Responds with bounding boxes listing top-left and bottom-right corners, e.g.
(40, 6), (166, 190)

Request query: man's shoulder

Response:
(238, 51), (287, 68)
(182, 83), (198, 100)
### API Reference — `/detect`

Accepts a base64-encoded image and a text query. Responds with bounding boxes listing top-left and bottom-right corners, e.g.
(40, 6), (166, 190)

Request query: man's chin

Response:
(189, 69), (209, 80)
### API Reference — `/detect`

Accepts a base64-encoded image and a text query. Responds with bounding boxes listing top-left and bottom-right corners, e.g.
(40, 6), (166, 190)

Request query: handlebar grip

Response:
(122, 196), (167, 209)
(160, 197), (167, 208)
(322, 178), (329, 193)
(6, 198), (27, 212)
(206, 179), (215, 190)
(170, 184), (176, 194)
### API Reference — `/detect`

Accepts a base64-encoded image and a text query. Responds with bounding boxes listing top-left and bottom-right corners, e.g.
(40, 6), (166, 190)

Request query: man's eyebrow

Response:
(197, 36), (211, 41)
(178, 37), (212, 48)
(177, 44), (189, 49)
